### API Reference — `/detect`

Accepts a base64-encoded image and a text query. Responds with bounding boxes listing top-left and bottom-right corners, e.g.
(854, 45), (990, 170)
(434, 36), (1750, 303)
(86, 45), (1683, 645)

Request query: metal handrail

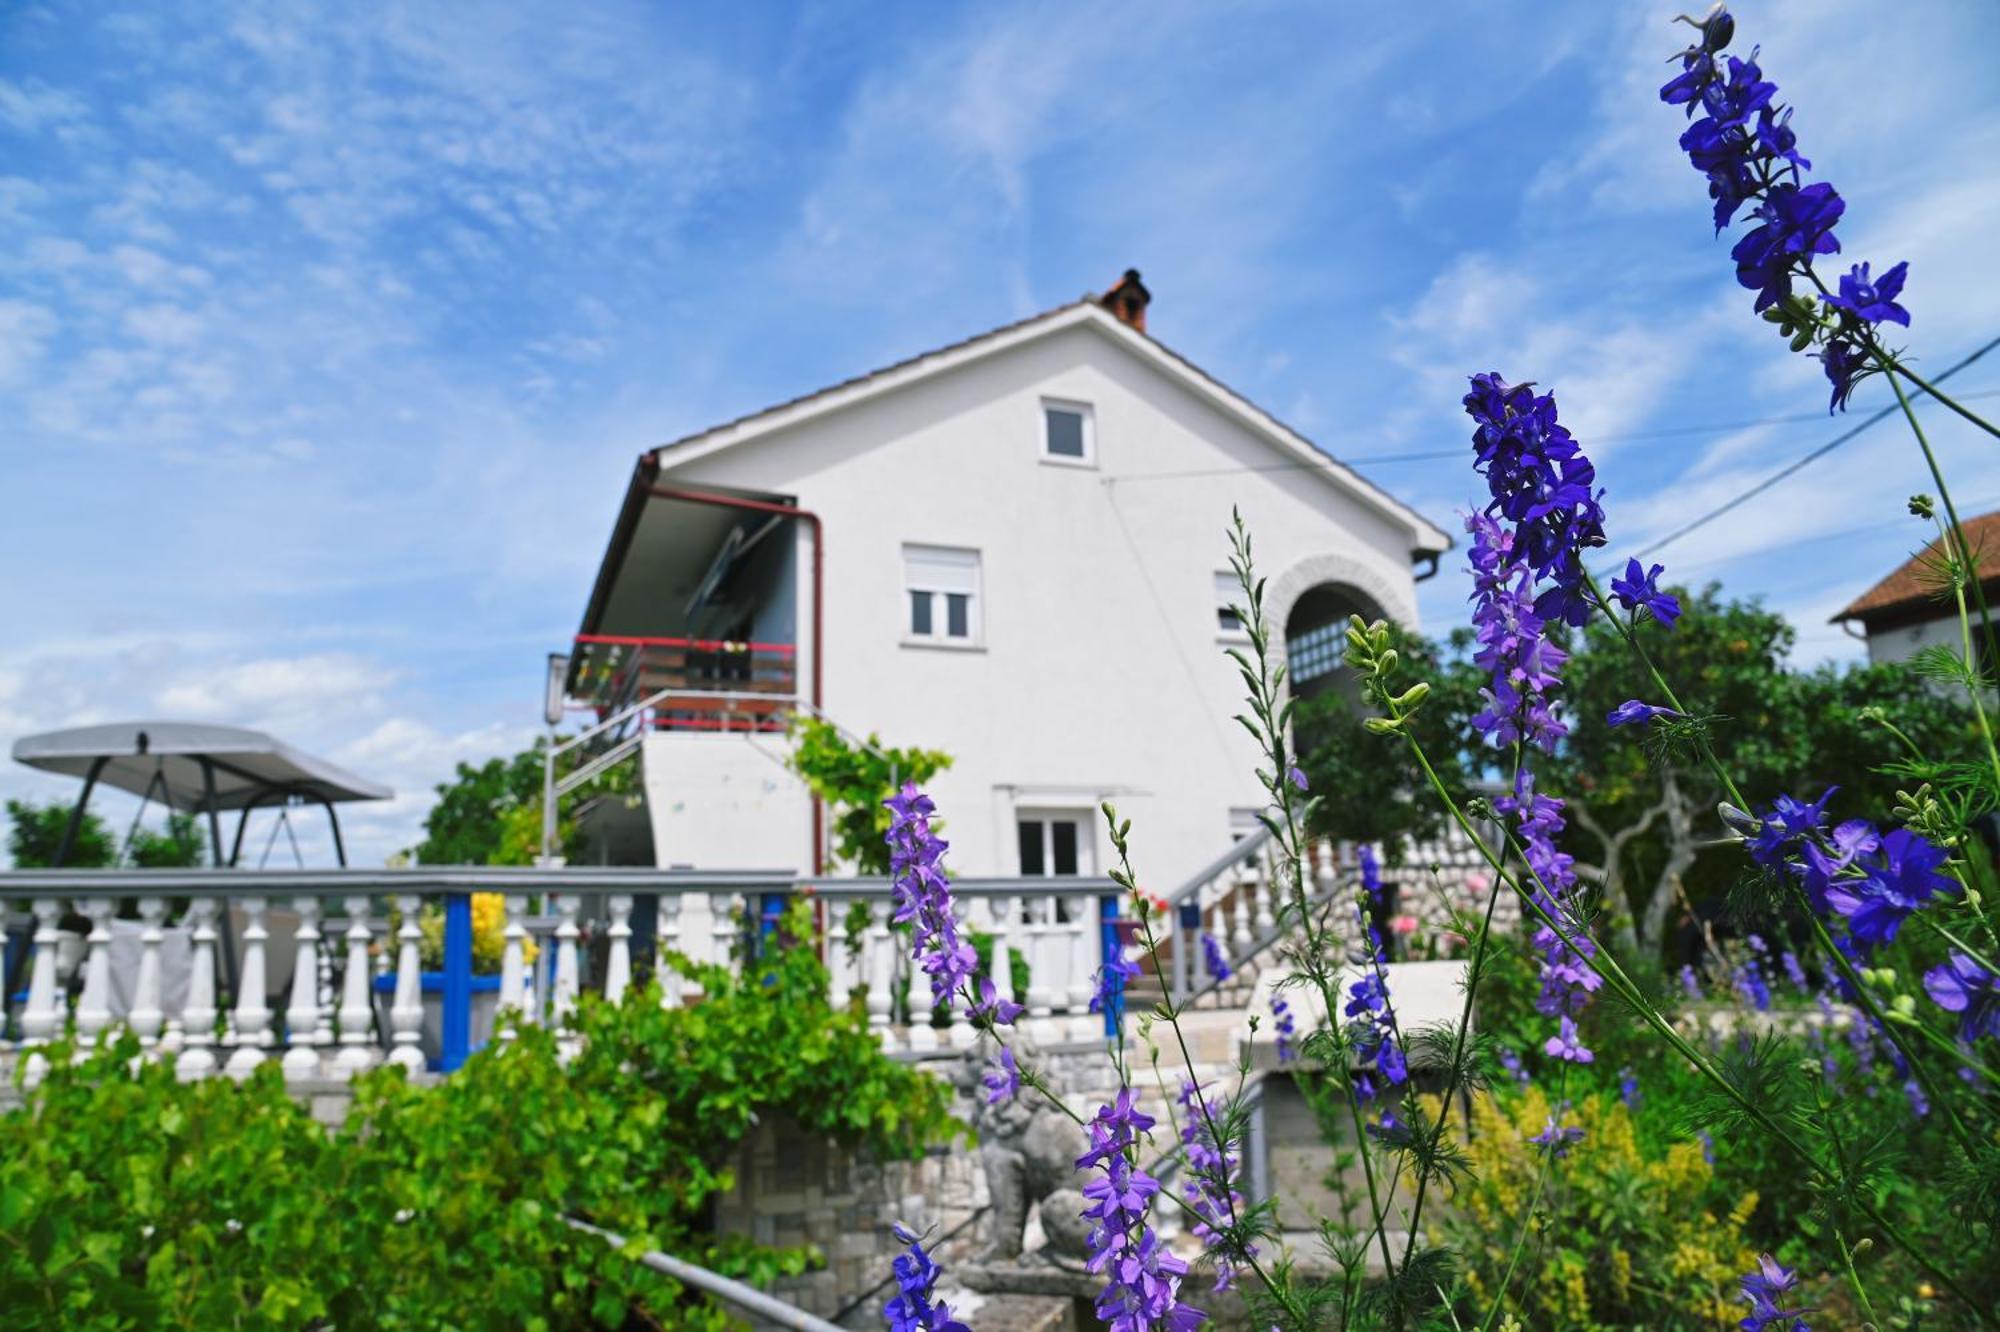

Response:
(563, 1218), (844, 1332)
(807, 874), (1119, 900)
(0, 866), (797, 898)
(1160, 823), (1275, 907)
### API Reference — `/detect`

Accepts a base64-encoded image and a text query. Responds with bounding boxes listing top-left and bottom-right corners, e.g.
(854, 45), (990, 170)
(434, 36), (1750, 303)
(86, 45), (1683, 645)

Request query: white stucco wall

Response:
(1864, 613), (1965, 667)
(648, 318), (1432, 888)
(642, 730), (812, 870)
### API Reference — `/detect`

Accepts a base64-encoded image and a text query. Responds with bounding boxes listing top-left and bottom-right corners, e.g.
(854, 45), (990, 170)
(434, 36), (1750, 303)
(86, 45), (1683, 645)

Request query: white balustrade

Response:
(1229, 872), (1254, 953)
(129, 896), (168, 1051)
(1251, 856), (1276, 935)
(986, 896), (1014, 1009)
(385, 894), (426, 1072)
(603, 894), (633, 1005)
(1065, 898), (1096, 1039)
(74, 897), (115, 1056)
(226, 897), (273, 1077)
(177, 897), (221, 1078)
(335, 895), (378, 1075)
(708, 891), (737, 972)
(282, 897), (325, 1081)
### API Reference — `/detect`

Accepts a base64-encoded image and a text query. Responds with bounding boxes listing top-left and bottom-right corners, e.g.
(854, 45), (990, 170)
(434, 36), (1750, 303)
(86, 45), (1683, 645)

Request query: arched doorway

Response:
(1284, 583), (1379, 703)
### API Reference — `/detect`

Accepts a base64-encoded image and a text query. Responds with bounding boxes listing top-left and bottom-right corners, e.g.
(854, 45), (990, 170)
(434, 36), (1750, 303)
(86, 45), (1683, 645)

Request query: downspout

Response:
(644, 477), (826, 874)
(1411, 550), (1442, 583)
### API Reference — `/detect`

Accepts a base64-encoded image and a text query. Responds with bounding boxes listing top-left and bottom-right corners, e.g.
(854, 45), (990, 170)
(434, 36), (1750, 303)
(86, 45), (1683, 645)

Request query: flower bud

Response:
(1363, 716), (1402, 735)
(1393, 682), (1430, 711)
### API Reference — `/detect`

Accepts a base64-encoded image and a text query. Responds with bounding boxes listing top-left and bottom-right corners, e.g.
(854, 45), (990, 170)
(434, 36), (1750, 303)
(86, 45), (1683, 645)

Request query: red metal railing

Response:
(571, 635), (797, 734)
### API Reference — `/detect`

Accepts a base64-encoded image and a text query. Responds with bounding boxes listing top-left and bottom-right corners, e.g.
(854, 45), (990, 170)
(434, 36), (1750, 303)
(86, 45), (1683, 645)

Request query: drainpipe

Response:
(645, 478), (826, 875)
(1411, 550), (1442, 583)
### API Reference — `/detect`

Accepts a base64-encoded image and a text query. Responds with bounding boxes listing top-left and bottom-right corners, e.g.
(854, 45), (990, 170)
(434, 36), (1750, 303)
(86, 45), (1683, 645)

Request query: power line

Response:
(1631, 333), (2000, 561)
(1104, 382), (2000, 484)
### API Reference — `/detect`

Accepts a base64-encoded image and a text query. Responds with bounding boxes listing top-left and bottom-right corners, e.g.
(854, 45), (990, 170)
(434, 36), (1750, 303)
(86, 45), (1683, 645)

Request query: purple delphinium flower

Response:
(1739, 1253), (1814, 1332)
(1497, 1047), (1530, 1086)
(983, 1046), (1020, 1105)
(1818, 336), (1868, 414)
(1903, 1076), (1930, 1119)
(1609, 558), (1682, 627)
(1345, 955), (1408, 1109)
(886, 785), (978, 1012)
(1270, 996), (1297, 1064)
(1781, 951), (1809, 993)
(1543, 1014), (1595, 1064)
(1528, 1115), (1585, 1159)
(1924, 951), (2000, 1044)
(886, 1224), (972, 1332)
(1735, 960), (1772, 1012)
(1075, 1088), (1205, 1330)
(1466, 512), (1569, 752)
(1826, 260), (1910, 327)
(1731, 181), (1845, 312)
(1286, 764), (1308, 792)
(1090, 953), (1141, 1015)
(970, 975), (1024, 1028)
(1619, 1066), (1641, 1109)
(1359, 844), (1383, 902)
(1680, 964), (1704, 1001)
(1820, 827), (1957, 950)
(1697, 1130), (1716, 1165)
(1201, 932), (1232, 983)
(1177, 1080), (1253, 1292)
(1607, 699), (1681, 728)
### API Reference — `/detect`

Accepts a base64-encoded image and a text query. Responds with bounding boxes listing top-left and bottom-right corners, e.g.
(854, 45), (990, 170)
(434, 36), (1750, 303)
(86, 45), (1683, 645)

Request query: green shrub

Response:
(0, 905), (960, 1329)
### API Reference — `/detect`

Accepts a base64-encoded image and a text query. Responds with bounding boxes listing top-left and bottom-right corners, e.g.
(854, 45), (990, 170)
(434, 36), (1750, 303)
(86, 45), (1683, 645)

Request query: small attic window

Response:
(1042, 400), (1093, 465)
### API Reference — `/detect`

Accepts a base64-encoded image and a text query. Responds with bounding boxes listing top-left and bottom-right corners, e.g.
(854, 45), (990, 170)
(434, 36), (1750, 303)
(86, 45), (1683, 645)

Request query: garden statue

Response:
(953, 1041), (1091, 1266)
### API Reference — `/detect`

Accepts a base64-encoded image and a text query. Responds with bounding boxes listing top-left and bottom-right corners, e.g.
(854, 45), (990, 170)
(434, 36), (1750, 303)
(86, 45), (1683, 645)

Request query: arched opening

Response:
(1284, 583), (1378, 703)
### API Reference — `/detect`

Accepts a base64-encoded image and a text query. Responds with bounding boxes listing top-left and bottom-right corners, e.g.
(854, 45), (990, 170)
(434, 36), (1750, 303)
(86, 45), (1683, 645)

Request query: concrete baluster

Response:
(603, 893), (633, 1004)
(225, 898), (273, 1077)
(551, 895), (582, 1056)
(658, 894), (684, 1009)
(282, 897), (325, 1081)
(334, 895), (378, 1075)
(385, 894), (426, 1072)
(129, 896), (168, 1052)
(177, 897), (221, 1079)
(497, 892), (529, 1038)
(863, 902), (895, 1049)
(19, 899), (64, 1083)
(73, 897), (115, 1058)
(1065, 897), (1096, 1038)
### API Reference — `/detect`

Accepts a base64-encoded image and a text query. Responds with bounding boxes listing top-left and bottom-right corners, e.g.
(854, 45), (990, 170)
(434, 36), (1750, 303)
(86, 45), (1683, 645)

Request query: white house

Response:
(1832, 508), (2000, 668)
(562, 271), (1451, 891)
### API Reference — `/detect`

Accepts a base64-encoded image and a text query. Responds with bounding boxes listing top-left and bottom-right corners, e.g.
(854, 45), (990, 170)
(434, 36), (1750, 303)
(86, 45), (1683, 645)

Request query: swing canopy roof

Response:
(10, 721), (392, 811)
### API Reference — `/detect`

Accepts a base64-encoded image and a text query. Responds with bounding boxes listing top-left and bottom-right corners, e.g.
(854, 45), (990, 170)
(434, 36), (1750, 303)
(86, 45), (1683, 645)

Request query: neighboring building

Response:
(563, 271), (1451, 888)
(1832, 509), (2000, 667)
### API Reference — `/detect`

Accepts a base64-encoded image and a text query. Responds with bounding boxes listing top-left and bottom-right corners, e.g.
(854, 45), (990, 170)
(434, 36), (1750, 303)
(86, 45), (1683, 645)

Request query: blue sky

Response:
(4, 1), (1998, 865)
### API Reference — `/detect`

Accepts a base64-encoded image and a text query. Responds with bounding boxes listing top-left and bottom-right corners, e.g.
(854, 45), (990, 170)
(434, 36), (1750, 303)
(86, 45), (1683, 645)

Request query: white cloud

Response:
(153, 653), (396, 719)
(0, 77), (88, 133)
(0, 298), (56, 385)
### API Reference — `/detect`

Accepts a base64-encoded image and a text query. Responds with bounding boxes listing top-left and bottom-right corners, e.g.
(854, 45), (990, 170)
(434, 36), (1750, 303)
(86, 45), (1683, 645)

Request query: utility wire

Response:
(1104, 383), (2000, 483)
(1631, 333), (2000, 561)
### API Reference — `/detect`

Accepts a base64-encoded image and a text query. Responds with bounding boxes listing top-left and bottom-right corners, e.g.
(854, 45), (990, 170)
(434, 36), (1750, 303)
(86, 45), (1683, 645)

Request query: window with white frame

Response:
(1041, 399), (1094, 464)
(1215, 572), (1246, 636)
(903, 544), (981, 644)
(1016, 811), (1093, 876)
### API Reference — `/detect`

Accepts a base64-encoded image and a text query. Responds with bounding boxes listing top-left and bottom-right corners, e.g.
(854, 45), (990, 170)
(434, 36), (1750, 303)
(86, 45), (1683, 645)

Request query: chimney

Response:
(1098, 268), (1151, 333)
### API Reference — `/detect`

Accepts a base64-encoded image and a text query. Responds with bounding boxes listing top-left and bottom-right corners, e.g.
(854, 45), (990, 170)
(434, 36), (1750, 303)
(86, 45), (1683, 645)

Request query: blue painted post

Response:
(759, 891), (787, 957)
(1099, 894), (1122, 1038)
(439, 892), (472, 1072)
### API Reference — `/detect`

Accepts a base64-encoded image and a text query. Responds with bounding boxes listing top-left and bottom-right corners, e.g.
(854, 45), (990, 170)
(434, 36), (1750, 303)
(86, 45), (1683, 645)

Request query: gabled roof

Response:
(644, 298), (1453, 554)
(1833, 509), (2000, 628)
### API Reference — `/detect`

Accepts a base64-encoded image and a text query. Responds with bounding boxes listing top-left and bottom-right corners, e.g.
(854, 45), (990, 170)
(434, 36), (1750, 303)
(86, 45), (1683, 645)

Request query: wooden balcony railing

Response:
(571, 635), (796, 733)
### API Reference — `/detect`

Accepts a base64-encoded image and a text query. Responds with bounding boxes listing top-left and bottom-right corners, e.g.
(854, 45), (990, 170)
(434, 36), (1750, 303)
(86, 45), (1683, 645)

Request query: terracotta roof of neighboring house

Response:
(1833, 509), (2000, 627)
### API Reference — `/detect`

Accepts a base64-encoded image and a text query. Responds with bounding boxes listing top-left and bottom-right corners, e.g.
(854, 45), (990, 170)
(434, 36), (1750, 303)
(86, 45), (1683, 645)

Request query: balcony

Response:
(571, 634), (796, 733)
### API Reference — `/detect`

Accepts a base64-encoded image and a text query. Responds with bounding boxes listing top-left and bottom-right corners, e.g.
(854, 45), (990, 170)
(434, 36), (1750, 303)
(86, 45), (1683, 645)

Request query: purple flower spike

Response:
(887, 1224), (972, 1332)
(983, 1046), (1021, 1105)
(886, 785), (978, 1013)
(1543, 1014), (1594, 1064)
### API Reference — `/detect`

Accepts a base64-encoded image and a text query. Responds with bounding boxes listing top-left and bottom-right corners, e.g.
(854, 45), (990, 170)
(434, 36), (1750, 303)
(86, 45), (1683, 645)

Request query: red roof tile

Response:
(1833, 508), (2000, 624)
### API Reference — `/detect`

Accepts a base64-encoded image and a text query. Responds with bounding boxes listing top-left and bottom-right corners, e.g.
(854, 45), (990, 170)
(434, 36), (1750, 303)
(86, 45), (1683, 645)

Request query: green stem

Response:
(1398, 851), (1508, 1275)
(1880, 359), (2000, 675)
(1473, 1063), (1572, 1332)
(1933, 512), (2000, 793)
(1885, 356), (2000, 443)
(1834, 1226), (1880, 1329)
